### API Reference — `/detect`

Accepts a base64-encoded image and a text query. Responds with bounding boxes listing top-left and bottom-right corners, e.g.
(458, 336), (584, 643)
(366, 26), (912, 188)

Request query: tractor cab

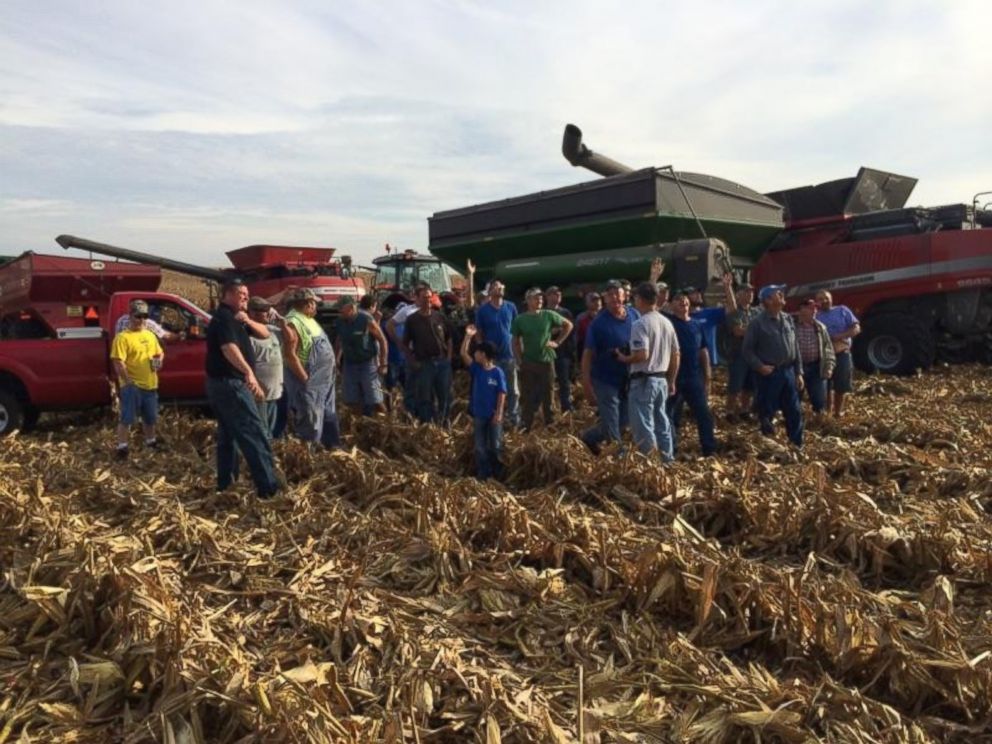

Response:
(372, 249), (452, 309)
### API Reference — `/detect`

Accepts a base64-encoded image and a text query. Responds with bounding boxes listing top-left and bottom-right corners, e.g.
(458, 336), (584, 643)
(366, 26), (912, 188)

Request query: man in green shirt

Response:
(511, 288), (573, 430)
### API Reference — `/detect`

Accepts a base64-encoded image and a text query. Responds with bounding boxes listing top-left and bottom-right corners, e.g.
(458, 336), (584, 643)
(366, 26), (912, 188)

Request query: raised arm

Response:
(466, 259), (476, 309)
(722, 272), (737, 312)
(460, 324), (477, 367)
(649, 257), (665, 284)
(237, 311), (270, 339)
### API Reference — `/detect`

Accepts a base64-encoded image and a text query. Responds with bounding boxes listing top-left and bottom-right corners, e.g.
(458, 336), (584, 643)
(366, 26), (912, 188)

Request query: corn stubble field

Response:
(2, 291), (992, 742)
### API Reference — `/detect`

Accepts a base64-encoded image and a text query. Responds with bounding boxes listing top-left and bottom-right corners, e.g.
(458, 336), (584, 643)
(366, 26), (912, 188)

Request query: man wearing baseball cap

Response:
(283, 287), (341, 448)
(742, 284), (805, 447)
(246, 296), (287, 437)
(110, 299), (165, 459)
(511, 287), (573, 430)
(544, 285), (576, 413)
(113, 298), (181, 342)
(724, 282), (760, 420)
(335, 295), (389, 417)
(575, 291), (603, 361)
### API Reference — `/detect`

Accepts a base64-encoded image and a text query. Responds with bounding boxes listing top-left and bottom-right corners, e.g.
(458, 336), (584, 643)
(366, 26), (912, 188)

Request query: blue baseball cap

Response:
(758, 284), (787, 302)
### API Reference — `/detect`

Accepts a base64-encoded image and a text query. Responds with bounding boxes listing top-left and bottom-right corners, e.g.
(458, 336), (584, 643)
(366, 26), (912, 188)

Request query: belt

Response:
(630, 371), (666, 380)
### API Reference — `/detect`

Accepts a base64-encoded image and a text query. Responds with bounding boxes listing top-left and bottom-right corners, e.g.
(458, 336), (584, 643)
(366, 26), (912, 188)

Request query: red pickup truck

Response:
(0, 252), (212, 435)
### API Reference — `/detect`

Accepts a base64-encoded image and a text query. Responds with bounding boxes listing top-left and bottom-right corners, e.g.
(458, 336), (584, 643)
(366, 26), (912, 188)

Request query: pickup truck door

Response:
(139, 298), (209, 400)
(3, 337), (113, 408)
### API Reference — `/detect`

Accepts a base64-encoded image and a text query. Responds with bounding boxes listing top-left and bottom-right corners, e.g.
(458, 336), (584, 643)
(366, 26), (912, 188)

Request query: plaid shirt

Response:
(795, 321), (820, 363)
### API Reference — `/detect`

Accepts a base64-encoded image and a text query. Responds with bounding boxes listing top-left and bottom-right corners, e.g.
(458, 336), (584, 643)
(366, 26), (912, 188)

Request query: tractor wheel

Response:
(853, 313), (935, 375)
(0, 389), (25, 436)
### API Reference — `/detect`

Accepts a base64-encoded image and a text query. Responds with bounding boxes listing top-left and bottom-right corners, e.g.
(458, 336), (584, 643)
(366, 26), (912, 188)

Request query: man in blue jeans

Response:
(616, 282), (680, 462)
(815, 290), (861, 418)
(743, 285), (805, 447)
(796, 298), (836, 416)
(724, 283), (761, 420)
(474, 279), (520, 428)
(545, 286), (576, 413)
(385, 301), (419, 417)
(335, 296), (389, 416)
(205, 281), (281, 498)
(663, 291), (717, 457)
(402, 285), (454, 425)
(580, 280), (639, 454)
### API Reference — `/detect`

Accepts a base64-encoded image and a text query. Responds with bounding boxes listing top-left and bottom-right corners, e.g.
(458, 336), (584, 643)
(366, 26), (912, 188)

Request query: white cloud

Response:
(1, 0), (990, 267)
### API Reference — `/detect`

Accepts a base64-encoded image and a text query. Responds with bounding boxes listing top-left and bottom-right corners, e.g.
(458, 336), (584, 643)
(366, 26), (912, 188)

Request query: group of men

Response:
(109, 266), (861, 490)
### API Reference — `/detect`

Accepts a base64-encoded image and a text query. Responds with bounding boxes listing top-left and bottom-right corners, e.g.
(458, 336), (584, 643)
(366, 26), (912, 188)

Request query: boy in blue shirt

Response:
(461, 325), (507, 480)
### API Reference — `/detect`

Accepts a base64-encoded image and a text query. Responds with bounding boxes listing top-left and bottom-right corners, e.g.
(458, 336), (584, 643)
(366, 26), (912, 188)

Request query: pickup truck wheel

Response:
(0, 390), (25, 436)
(853, 313), (935, 375)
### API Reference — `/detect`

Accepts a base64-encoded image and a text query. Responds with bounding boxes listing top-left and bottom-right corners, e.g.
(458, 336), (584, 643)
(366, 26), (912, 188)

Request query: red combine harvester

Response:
(55, 235), (366, 331)
(753, 168), (992, 374)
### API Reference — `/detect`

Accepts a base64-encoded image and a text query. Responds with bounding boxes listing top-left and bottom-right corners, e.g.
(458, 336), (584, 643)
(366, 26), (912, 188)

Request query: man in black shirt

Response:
(402, 285), (453, 424)
(205, 280), (281, 498)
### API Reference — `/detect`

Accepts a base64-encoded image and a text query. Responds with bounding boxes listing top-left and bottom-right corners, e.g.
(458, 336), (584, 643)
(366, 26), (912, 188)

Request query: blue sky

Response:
(1, 0), (989, 266)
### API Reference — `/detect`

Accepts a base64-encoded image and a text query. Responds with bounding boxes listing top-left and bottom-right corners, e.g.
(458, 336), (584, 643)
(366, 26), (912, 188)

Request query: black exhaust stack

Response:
(561, 123), (634, 177)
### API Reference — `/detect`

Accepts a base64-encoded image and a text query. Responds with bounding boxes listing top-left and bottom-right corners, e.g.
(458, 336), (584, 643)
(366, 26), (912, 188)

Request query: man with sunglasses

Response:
(110, 299), (164, 459)
(113, 298), (182, 342)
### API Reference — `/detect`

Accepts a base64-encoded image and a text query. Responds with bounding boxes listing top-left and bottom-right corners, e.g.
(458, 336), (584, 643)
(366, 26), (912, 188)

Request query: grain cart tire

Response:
(0, 389), (25, 436)
(853, 313), (935, 375)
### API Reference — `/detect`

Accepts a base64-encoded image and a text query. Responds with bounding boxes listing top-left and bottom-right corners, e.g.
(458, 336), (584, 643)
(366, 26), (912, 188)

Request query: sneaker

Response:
(115, 446), (129, 461)
(145, 439), (161, 450)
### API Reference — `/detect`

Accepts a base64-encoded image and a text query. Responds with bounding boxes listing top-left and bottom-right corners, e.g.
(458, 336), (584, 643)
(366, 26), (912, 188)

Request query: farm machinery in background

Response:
(368, 246), (455, 310)
(754, 171), (992, 374)
(0, 251), (213, 434)
(426, 123), (992, 374)
(427, 124), (782, 311)
(54, 235), (365, 333)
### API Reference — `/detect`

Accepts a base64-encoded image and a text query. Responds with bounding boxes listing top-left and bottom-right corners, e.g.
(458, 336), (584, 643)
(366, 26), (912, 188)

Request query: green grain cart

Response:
(428, 124), (784, 302)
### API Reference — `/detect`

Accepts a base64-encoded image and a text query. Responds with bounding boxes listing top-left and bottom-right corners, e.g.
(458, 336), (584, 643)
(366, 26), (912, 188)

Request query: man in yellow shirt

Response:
(110, 300), (164, 459)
